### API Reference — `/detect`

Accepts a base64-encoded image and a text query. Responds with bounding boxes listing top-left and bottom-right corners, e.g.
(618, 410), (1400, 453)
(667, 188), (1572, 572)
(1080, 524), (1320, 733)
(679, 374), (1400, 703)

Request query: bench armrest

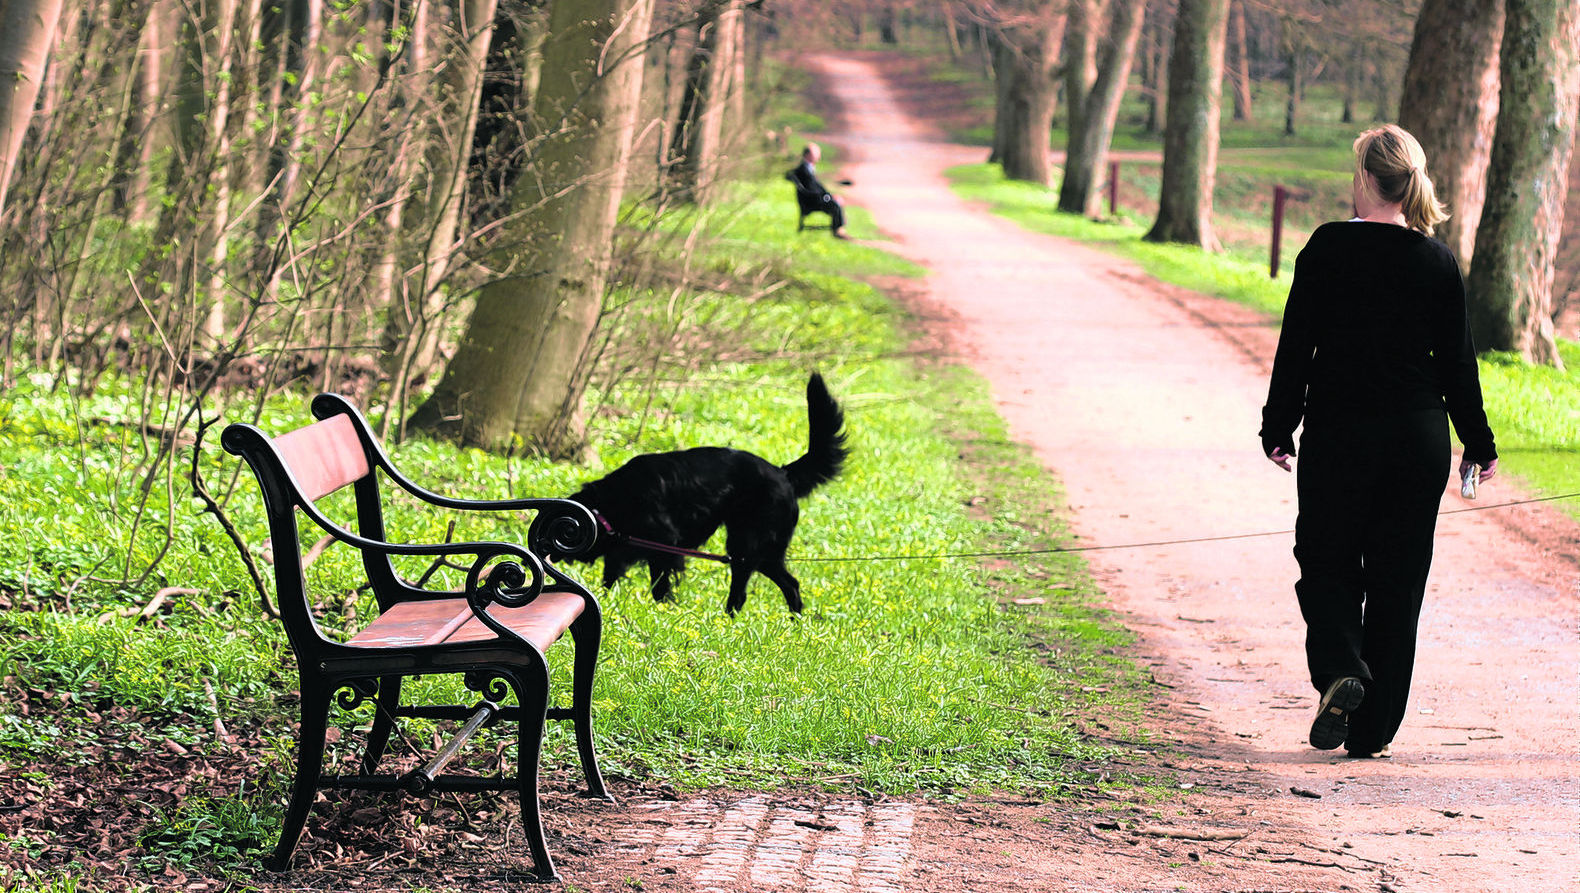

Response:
(375, 465), (599, 560)
(294, 496), (551, 643)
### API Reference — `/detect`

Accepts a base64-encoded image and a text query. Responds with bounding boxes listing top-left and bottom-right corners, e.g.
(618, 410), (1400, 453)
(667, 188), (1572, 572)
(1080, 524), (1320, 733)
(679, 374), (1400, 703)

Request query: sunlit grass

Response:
(1476, 342), (1580, 515)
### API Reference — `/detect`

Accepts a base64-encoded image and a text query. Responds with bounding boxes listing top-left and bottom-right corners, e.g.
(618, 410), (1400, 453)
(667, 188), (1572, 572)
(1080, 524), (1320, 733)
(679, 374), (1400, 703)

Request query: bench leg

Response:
(570, 615), (613, 802)
(510, 663), (558, 881)
(361, 675), (403, 775)
(266, 684), (330, 871)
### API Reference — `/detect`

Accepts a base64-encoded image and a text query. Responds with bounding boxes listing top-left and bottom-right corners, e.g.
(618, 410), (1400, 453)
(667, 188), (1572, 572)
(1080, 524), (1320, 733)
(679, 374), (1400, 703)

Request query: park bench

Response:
(222, 393), (612, 880)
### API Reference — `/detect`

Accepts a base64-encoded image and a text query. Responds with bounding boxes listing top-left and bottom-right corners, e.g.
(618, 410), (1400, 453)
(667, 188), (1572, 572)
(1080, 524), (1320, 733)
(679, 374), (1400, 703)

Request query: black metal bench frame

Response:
(223, 393), (612, 880)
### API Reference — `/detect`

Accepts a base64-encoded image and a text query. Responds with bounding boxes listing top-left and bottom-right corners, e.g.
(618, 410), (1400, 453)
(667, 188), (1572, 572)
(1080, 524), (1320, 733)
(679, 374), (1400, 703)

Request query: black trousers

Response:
(1293, 408), (1449, 751)
(816, 195), (845, 230)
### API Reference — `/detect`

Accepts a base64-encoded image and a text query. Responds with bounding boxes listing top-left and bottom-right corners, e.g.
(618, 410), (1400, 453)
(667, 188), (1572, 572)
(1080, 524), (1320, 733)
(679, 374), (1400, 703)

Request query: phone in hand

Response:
(1461, 463), (1479, 499)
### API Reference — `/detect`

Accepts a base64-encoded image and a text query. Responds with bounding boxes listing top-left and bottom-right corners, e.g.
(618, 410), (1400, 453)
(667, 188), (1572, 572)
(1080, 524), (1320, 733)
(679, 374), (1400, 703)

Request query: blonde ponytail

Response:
(1353, 124), (1450, 236)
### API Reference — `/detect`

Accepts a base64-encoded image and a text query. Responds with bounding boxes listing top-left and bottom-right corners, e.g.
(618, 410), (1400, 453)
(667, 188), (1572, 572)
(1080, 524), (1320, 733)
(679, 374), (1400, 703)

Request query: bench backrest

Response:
(223, 396), (397, 656)
(270, 413), (371, 503)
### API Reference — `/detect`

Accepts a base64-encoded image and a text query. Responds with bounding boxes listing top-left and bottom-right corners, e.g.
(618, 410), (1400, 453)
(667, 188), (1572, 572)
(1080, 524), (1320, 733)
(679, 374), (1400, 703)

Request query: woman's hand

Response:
(1461, 457), (1498, 483)
(1268, 447), (1294, 472)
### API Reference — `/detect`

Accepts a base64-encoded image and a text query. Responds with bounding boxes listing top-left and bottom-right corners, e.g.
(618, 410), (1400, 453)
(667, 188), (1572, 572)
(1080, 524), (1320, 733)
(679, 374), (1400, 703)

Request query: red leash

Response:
(592, 511), (732, 564)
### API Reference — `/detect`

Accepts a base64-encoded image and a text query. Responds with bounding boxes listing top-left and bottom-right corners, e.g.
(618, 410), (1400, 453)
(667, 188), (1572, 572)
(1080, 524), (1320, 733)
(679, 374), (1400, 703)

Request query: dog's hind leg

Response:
(760, 558), (803, 614)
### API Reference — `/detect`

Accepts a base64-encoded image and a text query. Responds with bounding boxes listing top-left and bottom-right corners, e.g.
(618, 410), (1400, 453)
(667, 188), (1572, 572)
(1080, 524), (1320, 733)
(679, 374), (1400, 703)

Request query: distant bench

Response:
(223, 393), (612, 880)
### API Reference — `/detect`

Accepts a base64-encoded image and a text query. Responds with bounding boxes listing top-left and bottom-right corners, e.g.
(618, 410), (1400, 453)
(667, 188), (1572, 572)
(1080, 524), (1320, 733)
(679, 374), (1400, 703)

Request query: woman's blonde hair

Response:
(1353, 124), (1449, 235)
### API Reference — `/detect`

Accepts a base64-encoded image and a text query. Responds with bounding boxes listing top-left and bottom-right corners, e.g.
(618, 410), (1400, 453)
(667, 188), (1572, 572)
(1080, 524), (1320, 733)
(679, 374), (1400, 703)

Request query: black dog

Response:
(549, 374), (848, 614)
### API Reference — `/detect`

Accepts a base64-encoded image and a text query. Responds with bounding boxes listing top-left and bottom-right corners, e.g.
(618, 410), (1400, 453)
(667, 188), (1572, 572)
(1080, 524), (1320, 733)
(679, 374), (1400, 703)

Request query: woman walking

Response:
(1259, 124), (1499, 758)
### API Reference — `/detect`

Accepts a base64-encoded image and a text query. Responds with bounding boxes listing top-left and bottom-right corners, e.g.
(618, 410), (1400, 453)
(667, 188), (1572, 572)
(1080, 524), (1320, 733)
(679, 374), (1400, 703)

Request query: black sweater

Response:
(1260, 221), (1497, 465)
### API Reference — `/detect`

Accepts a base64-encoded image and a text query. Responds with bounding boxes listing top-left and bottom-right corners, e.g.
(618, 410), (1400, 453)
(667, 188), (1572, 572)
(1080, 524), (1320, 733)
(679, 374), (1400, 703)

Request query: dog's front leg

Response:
(724, 559), (756, 615)
(647, 555), (684, 602)
(601, 551), (639, 589)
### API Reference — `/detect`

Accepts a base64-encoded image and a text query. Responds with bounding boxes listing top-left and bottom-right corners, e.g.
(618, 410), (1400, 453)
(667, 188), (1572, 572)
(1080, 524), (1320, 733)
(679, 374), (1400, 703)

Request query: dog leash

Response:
(592, 511), (732, 564)
(797, 490), (1580, 562)
(588, 491), (1579, 566)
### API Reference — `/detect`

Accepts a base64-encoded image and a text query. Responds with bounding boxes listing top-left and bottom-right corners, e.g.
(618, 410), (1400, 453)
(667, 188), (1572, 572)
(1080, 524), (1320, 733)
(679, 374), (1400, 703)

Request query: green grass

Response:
(0, 171), (1150, 881)
(1476, 341), (1580, 511)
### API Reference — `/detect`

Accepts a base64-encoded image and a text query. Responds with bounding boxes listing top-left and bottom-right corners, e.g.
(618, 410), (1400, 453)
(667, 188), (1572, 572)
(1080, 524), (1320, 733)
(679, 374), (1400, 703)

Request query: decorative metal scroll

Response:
(333, 677), (380, 711)
(528, 503), (599, 559)
(464, 670), (514, 704)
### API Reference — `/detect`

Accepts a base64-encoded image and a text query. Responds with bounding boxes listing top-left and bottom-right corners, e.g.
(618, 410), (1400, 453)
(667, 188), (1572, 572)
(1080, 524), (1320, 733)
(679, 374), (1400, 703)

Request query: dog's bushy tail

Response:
(784, 373), (849, 499)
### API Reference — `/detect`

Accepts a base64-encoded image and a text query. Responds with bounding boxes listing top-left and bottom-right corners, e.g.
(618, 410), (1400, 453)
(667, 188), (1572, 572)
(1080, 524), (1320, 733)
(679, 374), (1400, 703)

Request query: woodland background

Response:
(1, 0), (1575, 469)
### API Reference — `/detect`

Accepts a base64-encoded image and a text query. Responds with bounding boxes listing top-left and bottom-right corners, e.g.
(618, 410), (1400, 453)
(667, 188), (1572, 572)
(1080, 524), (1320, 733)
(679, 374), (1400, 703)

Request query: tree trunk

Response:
(670, 0), (741, 203)
(263, 0), (324, 255)
(113, 4), (164, 224)
(380, 0), (499, 422)
(1142, 13), (1168, 135)
(729, 5), (747, 136)
(1061, 0), (1100, 139)
(1341, 43), (1360, 124)
(667, 13), (706, 185)
(943, 6), (963, 61)
(366, 2), (428, 431)
(996, 15), (1067, 185)
(406, 0), (656, 455)
(1282, 29), (1301, 136)
(1144, 0), (1229, 248)
(1370, 56), (1394, 122)
(696, 0), (742, 201)
(0, 0), (67, 218)
(1398, 0), (1503, 270)
(878, 3), (897, 44)
(1464, 0), (1579, 366)
(186, 0), (240, 345)
(988, 33), (1013, 164)
(658, 22), (695, 179)
(1058, 0), (1146, 217)
(1227, 0), (1252, 121)
(468, 1), (545, 227)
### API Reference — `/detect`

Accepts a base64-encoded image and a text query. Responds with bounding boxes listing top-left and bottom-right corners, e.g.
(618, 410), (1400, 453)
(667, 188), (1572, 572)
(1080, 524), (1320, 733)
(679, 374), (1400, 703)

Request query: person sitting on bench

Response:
(786, 142), (850, 239)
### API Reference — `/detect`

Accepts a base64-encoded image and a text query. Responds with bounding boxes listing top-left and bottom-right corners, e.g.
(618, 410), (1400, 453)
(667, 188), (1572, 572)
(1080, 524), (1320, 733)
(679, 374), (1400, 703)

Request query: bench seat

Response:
(347, 591), (586, 651)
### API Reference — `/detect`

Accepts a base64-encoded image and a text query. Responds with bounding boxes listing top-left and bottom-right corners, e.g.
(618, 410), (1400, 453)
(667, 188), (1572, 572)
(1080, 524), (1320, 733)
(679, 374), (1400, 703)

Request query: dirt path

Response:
(804, 52), (1580, 893)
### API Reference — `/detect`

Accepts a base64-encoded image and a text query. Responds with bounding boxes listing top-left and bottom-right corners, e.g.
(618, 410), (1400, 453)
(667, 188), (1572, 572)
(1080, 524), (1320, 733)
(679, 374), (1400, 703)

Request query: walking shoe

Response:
(1345, 743), (1392, 759)
(1309, 676), (1365, 750)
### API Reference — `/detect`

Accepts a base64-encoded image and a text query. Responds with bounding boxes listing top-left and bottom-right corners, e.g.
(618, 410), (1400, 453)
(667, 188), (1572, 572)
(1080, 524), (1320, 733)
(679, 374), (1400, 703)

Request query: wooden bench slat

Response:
(446, 592), (585, 650)
(347, 591), (585, 653)
(272, 414), (370, 503)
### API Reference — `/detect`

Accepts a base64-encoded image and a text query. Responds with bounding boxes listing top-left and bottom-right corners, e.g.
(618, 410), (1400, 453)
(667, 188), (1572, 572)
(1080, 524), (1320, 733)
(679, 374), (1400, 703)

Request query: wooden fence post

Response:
(1270, 185), (1288, 278)
(1108, 161), (1120, 216)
